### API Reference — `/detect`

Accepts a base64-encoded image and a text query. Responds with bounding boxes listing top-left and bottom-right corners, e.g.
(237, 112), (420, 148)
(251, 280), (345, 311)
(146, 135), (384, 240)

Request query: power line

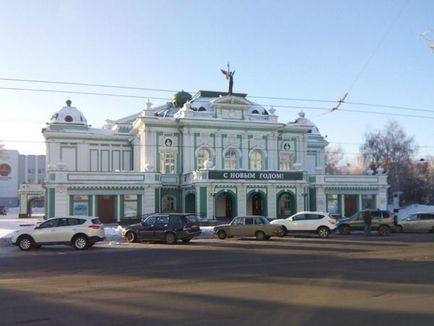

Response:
(2, 77), (434, 114)
(0, 86), (171, 101)
(2, 85), (434, 121)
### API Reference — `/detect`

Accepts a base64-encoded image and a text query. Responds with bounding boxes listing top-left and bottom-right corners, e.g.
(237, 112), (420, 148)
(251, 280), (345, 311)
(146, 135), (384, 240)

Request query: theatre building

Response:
(42, 91), (388, 223)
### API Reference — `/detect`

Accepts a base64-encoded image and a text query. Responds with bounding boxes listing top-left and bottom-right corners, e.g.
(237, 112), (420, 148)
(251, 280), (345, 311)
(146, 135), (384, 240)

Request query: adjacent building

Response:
(42, 89), (388, 223)
(0, 149), (45, 208)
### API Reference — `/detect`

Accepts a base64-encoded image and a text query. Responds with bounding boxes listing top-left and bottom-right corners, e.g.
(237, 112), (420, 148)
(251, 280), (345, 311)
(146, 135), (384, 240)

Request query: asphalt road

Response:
(1, 233), (434, 326)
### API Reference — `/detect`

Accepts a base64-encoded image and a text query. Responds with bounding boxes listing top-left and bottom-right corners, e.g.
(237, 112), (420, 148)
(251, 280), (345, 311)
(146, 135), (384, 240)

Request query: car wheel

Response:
(181, 238), (191, 243)
(317, 226), (330, 238)
(339, 225), (351, 235)
(125, 231), (137, 243)
(17, 236), (33, 251)
(378, 225), (390, 236)
(217, 230), (227, 240)
(165, 232), (177, 244)
(255, 231), (266, 241)
(396, 225), (403, 233)
(73, 235), (89, 250)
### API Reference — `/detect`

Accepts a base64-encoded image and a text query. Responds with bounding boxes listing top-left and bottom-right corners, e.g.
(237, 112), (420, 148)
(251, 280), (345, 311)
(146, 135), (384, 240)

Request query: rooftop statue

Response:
(221, 63), (235, 95)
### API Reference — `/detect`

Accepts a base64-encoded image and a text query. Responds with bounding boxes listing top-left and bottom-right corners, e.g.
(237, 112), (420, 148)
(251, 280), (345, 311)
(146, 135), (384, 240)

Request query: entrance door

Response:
(98, 195), (116, 223)
(225, 196), (233, 219)
(251, 193), (263, 216)
(344, 195), (358, 217)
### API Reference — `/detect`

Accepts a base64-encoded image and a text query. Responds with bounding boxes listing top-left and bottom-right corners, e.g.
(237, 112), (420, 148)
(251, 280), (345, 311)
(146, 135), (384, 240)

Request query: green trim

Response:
(114, 195), (119, 221)
(275, 190), (297, 218)
(200, 187), (207, 217)
(192, 90), (248, 99)
(246, 189), (268, 216)
(161, 188), (182, 211)
(137, 194), (142, 216)
(155, 188), (160, 212)
(185, 193), (196, 214)
(309, 188), (317, 211)
(144, 123), (306, 134)
(120, 195), (124, 219)
(215, 189), (237, 218)
(69, 195), (74, 215)
(88, 196), (93, 216)
(48, 189), (55, 218)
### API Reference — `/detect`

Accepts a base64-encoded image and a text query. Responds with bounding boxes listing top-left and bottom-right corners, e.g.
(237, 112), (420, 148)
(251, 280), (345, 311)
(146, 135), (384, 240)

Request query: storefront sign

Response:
(208, 170), (303, 181)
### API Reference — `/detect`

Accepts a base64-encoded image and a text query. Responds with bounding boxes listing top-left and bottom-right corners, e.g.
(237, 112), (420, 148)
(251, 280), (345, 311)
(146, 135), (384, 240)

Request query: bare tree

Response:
(360, 120), (418, 203)
(325, 145), (344, 175)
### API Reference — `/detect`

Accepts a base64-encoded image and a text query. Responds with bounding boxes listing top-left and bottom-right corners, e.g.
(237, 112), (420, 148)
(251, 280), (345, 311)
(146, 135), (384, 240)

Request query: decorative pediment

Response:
(211, 95), (252, 107)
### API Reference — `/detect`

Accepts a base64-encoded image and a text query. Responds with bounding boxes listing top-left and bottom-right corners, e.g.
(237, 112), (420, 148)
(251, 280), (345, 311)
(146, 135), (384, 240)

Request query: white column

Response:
(238, 184), (247, 216)
(267, 186), (276, 219)
(242, 133), (249, 169)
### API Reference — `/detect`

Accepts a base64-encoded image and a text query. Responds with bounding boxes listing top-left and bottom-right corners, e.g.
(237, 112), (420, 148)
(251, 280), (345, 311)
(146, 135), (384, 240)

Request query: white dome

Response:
(49, 100), (88, 125)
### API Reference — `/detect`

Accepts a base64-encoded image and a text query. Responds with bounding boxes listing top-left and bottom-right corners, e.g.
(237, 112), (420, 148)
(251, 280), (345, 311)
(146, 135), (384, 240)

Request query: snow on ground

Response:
(0, 210), (216, 247)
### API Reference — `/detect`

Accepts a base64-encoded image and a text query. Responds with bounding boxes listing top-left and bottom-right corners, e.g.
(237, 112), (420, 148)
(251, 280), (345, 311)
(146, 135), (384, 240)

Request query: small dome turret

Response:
(49, 100), (88, 125)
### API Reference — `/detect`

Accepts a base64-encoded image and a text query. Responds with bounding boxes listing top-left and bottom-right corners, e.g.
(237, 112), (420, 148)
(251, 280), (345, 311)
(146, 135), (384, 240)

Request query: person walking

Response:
(363, 208), (372, 236)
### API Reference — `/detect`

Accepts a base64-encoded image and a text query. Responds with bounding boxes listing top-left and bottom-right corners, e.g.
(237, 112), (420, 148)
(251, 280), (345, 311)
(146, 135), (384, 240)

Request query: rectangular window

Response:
(73, 195), (89, 216)
(61, 147), (77, 170)
(160, 151), (176, 174)
(124, 195), (138, 218)
(123, 151), (131, 170)
(279, 153), (291, 171)
(326, 194), (340, 214)
(90, 149), (99, 171)
(361, 195), (375, 209)
(112, 150), (120, 171)
(101, 150), (110, 172)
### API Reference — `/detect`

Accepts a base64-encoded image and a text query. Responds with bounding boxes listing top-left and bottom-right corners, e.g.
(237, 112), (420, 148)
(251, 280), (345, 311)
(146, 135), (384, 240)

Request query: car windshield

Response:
(185, 215), (199, 224)
(258, 217), (270, 224)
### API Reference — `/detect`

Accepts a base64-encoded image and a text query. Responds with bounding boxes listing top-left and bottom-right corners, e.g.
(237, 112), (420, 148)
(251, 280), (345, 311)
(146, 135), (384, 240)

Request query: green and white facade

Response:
(43, 92), (388, 223)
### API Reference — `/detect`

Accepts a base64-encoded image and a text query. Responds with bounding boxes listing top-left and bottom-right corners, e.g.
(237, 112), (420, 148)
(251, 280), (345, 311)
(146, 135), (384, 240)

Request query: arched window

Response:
(160, 151), (176, 174)
(224, 149), (239, 170)
(161, 195), (176, 212)
(197, 148), (211, 170)
(250, 149), (264, 170)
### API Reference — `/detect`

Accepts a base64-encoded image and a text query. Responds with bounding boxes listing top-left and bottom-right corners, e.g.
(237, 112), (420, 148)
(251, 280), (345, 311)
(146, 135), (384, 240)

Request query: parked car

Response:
(337, 209), (394, 236)
(214, 216), (285, 240)
(396, 212), (434, 233)
(121, 213), (201, 244)
(11, 216), (105, 251)
(270, 211), (337, 238)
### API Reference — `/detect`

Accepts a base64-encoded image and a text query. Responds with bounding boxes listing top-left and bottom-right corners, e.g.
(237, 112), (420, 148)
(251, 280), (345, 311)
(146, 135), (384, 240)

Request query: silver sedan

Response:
(396, 213), (434, 233)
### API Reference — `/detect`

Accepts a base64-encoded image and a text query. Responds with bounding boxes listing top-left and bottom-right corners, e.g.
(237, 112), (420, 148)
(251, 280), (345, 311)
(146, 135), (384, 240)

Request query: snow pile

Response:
(398, 204), (434, 220)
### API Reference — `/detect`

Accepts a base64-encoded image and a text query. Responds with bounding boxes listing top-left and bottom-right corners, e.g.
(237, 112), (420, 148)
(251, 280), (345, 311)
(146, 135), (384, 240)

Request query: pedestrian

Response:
(363, 208), (372, 236)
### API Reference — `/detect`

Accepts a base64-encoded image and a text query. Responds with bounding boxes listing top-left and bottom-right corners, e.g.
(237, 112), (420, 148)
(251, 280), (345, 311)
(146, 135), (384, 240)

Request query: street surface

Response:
(1, 233), (434, 325)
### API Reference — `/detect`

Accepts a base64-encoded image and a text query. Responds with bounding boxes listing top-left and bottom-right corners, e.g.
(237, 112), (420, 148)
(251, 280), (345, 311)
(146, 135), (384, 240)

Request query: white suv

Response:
(11, 216), (105, 251)
(270, 211), (337, 238)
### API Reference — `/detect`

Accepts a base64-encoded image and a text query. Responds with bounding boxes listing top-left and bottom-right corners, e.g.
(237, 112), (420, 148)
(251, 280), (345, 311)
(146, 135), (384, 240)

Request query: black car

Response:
(121, 213), (201, 244)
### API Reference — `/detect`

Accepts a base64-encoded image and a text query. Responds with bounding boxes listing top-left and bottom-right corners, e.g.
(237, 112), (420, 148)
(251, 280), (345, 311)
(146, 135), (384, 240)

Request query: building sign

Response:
(208, 170), (303, 181)
(0, 164), (11, 177)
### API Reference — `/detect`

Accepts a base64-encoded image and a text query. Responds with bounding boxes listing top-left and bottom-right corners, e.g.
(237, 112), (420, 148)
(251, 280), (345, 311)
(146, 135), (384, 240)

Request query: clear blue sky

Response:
(1, 0), (433, 163)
